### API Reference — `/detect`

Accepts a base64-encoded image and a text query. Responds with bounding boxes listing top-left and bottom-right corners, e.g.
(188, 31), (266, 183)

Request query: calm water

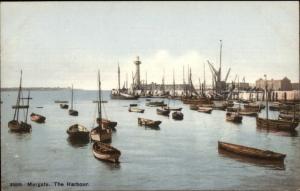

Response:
(1, 90), (300, 190)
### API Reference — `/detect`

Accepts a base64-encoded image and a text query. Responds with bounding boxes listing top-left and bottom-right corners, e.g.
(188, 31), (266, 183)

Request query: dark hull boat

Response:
(60, 104), (69, 109)
(218, 141), (286, 161)
(226, 112), (242, 123)
(8, 120), (31, 132)
(146, 101), (166, 107)
(90, 127), (112, 143)
(256, 117), (298, 131)
(67, 124), (90, 140)
(12, 105), (29, 109)
(172, 111), (184, 120)
(8, 71), (32, 133)
(162, 106), (182, 111)
(30, 113), (46, 123)
(92, 142), (121, 163)
(189, 104), (198, 110)
(54, 100), (68, 103)
(279, 113), (300, 122)
(97, 118), (117, 131)
(138, 117), (161, 128)
(69, 109), (78, 116)
(156, 108), (170, 116)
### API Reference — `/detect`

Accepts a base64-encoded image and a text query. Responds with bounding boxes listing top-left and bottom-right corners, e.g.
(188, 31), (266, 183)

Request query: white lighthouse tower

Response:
(134, 56), (141, 88)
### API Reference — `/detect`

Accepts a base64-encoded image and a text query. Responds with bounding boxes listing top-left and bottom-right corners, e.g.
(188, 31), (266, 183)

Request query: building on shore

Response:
(255, 77), (293, 91)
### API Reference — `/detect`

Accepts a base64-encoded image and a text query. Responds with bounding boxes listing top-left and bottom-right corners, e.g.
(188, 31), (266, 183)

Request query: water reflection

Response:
(8, 130), (32, 139)
(66, 137), (90, 148)
(218, 149), (285, 170)
(256, 127), (298, 137)
(143, 126), (161, 130)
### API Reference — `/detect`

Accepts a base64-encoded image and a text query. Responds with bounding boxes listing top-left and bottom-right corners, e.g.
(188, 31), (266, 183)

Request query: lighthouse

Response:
(134, 56), (141, 88)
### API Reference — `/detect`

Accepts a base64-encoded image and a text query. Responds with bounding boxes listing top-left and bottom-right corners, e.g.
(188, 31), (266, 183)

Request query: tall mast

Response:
(25, 91), (30, 123)
(264, 74), (268, 120)
(219, 40), (222, 82)
(15, 70), (23, 121)
(203, 62), (206, 93)
(126, 73), (128, 91)
(98, 70), (102, 128)
(118, 63), (120, 94)
(71, 84), (73, 110)
(173, 69), (175, 97)
(146, 72), (147, 91)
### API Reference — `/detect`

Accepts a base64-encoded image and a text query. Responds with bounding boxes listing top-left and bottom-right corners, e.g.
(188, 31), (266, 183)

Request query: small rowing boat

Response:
(30, 113), (46, 123)
(138, 117), (161, 128)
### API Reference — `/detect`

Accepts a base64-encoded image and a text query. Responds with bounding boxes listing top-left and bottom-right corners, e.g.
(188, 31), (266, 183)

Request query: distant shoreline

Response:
(0, 87), (108, 91)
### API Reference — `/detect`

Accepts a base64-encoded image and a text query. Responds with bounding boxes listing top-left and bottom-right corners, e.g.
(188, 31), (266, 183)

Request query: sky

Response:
(1, 1), (299, 90)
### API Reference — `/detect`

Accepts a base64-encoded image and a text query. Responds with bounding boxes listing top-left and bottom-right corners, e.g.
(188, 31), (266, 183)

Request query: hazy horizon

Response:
(1, 1), (299, 90)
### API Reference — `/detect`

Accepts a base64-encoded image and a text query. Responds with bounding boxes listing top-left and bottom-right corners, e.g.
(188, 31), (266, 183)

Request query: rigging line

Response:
(102, 100), (108, 119)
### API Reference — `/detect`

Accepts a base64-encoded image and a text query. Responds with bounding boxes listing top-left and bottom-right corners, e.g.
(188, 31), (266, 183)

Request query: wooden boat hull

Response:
(90, 127), (112, 143)
(30, 113), (46, 123)
(97, 118), (117, 131)
(198, 107), (212, 114)
(146, 101), (166, 107)
(55, 100), (68, 103)
(218, 141), (286, 161)
(69, 109), (79, 116)
(156, 109), (170, 116)
(189, 104), (199, 110)
(226, 112), (242, 123)
(8, 120), (31, 132)
(92, 142), (121, 163)
(60, 104), (69, 109)
(138, 117), (161, 127)
(110, 93), (138, 100)
(256, 117), (298, 131)
(162, 106), (182, 111)
(172, 112), (184, 120)
(239, 111), (258, 117)
(67, 124), (90, 140)
(279, 113), (300, 122)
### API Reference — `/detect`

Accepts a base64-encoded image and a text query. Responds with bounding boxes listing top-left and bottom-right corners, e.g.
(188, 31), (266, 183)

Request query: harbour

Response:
(1, 89), (300, 190)
(1, 1), (299, 190)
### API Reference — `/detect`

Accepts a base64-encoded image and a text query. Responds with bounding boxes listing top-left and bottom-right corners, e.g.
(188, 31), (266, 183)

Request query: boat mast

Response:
(173, 69), (175, 97)
(203, 62), (206, 96)
(98, 71), (102, 129)
(219, 40), (222, 82)
(264, 74), (268, 120)
(25, 91), (30, 123)
(71, 84), (73, 110)
(14, 71), (23, 122)
(118, 63), (120, 94)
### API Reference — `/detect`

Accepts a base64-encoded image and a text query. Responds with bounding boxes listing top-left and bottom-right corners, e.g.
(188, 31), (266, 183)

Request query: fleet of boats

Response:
(6, 70), (300, 166)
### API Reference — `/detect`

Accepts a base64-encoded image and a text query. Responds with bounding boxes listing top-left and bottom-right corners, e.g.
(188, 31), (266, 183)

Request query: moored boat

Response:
(30, 113), (46, 123)
(8, 71), (32, 133)
(172, 111), (184, 120)
(60, 104), (69, 109)
(162, 106), (182, 111)
(90, 71), (112, 143)
(68, 85), (79, 116)
(256, 117), (298, 131)
(138, 117), (161, 128)
(218, 141), (286, 161)
(156, 108), (170, 116)
(92, 141), (121, 163)
(189, 104), (198, 110)
(198, 107), (213, 114)
(97, 118), (117, 131)
(129, 107), (145, 113)
(66, 124), (90, 140)
(239, 110), (258, 117)
(54, 100), (68, 103)
(226, 112), (242, 123)
(146, 101), (166, 107)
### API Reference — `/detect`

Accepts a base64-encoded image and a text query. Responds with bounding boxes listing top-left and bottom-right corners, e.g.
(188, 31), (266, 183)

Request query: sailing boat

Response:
(69, 84), (79, 116)
(90, 71), (112, 143)
(8, 71), (32, 133)
(226, 76), (243, 123)
(163, 70), (182, 111)
(92, 70), (121, 163)
(256, 75), (298, 131)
